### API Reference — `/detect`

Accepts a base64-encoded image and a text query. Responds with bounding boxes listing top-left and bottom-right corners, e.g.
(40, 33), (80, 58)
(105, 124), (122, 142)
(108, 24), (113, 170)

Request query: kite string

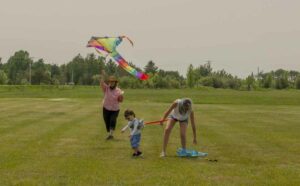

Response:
(95, 48), (110, 63)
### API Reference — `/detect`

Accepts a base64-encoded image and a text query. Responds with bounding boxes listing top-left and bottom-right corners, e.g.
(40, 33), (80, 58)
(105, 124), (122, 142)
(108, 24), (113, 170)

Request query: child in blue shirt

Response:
(121, 109), (144, 157)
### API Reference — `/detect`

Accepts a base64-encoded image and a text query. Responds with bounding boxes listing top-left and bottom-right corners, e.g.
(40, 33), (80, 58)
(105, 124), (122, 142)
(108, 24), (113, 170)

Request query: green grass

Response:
(0, 86), (299, 185)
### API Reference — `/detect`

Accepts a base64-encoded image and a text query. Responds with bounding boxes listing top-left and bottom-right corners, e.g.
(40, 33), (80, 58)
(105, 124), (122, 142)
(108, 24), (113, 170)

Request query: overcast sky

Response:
(0, 0), (299, 77)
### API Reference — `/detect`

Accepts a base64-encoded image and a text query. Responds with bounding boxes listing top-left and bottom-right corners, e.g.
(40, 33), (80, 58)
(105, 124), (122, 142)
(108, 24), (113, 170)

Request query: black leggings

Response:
(102, 107), (120, 132)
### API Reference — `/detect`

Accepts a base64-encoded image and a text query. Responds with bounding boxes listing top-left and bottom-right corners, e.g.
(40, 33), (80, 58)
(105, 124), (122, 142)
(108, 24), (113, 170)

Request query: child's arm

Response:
(160, 101), (177, 124)
(190, 111), (197, 144)
(121, 124), (129, 133)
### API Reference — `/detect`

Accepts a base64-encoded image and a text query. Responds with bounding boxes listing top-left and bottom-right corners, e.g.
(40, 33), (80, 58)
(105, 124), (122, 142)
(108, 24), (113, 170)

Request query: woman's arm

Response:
(100, 70), (107, 92)
(160, 101), (177, 124)
(190, 111), (197, 144)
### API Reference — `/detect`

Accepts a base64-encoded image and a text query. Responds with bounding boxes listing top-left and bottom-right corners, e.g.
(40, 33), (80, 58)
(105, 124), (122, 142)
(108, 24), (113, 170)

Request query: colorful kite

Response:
(87, 36), (148, 80)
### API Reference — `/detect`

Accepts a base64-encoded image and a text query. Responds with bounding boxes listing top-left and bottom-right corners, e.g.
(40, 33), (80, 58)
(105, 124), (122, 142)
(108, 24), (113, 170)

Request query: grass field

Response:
(0, 86), (299, 185)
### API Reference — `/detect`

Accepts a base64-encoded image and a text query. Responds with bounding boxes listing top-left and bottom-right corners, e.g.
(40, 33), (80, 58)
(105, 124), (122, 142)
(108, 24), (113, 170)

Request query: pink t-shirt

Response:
(102, 84), (123, 111)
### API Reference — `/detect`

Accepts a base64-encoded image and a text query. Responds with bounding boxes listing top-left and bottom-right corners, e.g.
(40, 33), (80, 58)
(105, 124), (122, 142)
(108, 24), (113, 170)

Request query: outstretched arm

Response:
(121, 124), (129, 133)
(190, 111), (197, 144)
(160, 101), (177, 125)
(100, 70), (107, 92)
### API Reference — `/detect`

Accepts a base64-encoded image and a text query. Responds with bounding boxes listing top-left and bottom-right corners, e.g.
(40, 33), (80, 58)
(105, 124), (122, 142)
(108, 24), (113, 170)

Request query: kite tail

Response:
(110, 52), (148, 80)
(120, 36), (134, 47)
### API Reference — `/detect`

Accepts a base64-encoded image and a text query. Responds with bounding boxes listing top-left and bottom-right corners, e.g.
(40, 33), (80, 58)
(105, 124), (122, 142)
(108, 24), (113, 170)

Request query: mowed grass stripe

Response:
(0, 99), (29, 113)
(0, 104), (96, 173)
(0, 99), (59, 126)
(194, 105), (299, 185)
(0, 104), (63, 136)
(0, 98), (43, 117)
(202, 105), (300, 183)
(0, 105), (103, 185)
(0, 100), (85, 149)
(202, 105), (299, 158)
(0, 100), (82, 136)
(1, 86), (300, 105)
(0, 99), (84, 166)
(213, 105), (300, 156)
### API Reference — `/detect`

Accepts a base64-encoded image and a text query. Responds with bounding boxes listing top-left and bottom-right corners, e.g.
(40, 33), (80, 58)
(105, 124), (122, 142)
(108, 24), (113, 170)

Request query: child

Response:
(121, 109), (144, 157)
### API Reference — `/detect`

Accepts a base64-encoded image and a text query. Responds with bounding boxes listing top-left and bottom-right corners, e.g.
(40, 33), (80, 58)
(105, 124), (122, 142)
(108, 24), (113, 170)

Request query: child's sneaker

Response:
(160, 151), (166, 157)
(136, 151), (143, 157)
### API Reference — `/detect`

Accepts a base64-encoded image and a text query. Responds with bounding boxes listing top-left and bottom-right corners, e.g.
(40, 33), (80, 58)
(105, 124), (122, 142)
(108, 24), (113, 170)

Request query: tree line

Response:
(0, 50), (299, 90)
(186, 62), (300, 90)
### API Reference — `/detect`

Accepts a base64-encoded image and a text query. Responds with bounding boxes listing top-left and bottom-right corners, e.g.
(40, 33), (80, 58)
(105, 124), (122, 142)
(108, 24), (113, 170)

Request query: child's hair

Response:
(124, 109), (135, 118)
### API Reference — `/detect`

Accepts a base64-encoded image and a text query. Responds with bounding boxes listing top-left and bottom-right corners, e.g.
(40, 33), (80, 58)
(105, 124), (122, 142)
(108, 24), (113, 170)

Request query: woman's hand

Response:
(118, 95), (123, 102)
(159, 118), (165, 126)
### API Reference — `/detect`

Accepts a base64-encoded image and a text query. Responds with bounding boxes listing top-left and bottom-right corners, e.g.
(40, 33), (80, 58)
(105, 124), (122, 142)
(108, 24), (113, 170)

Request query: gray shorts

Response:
(168, 115), (188, 124)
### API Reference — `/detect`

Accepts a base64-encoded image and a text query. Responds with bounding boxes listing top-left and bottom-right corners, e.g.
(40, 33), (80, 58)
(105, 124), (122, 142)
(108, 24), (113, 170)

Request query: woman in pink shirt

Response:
(100, 70), (124, 140)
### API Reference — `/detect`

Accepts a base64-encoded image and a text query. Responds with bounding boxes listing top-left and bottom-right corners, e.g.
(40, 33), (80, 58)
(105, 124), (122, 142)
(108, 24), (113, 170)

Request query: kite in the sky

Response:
(87, 36), (148, 80)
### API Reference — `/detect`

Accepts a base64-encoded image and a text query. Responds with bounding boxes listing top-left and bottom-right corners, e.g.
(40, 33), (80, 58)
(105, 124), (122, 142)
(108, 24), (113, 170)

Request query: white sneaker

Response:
(160, 152), (166, 157)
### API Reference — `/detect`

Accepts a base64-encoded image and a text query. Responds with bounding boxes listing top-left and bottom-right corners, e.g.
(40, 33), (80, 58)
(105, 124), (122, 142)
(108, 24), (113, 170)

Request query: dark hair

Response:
(124, 109), (135, 118)
(179, 98), (192, 114)
(183, 99), (192, 107)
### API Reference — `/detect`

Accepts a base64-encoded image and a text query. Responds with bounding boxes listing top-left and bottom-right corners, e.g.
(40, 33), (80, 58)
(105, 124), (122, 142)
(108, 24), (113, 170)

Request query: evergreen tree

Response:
(144, 60), (158, 74)
(186, 64), (195, 88)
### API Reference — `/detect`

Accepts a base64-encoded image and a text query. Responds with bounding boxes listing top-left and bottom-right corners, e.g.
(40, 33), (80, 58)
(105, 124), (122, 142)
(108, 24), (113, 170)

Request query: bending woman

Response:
(160, 98), (197, 157)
